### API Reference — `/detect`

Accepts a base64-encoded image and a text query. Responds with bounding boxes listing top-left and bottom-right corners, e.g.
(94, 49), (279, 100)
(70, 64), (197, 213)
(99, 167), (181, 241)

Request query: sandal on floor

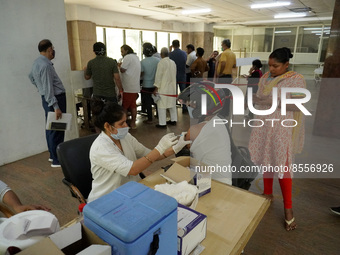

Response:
(285, 217), (297, 231)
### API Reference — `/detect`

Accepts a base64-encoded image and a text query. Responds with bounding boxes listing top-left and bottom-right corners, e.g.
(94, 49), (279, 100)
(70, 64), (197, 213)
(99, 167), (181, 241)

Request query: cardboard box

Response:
(177, 204), (207, 255)
(17, 220), (109, 255)
(161, 156), (211, 197)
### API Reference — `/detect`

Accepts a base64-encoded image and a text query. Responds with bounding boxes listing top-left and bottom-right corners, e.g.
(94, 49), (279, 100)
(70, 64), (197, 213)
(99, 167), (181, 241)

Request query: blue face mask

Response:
(111, 126), (129, 140)
(187, 106), (194, 119)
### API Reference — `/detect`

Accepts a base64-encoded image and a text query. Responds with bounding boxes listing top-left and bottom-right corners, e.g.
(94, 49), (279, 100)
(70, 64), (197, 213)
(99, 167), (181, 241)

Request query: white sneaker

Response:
(48, 158), (53, 162)
(51, 164), (61, 168)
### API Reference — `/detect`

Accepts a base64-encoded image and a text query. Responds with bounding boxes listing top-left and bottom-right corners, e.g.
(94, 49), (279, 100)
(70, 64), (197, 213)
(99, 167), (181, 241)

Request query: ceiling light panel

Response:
(182, 8), (211, 15)
(274, 12), (307, 18)
(251, 1), (291, 9)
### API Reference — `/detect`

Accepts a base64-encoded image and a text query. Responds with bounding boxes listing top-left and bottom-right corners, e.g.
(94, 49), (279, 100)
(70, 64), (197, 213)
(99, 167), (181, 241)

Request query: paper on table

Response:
(46, 112), (72, 131)
(4, 214), (59, 240)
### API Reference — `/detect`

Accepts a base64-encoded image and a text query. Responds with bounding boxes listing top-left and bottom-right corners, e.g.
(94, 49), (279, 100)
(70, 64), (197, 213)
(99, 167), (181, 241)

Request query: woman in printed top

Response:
(248, 47), (306, 231)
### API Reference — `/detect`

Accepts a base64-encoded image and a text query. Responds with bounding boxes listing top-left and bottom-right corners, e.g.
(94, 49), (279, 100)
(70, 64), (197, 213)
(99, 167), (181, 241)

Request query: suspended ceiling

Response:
(64, 0), (335, 26)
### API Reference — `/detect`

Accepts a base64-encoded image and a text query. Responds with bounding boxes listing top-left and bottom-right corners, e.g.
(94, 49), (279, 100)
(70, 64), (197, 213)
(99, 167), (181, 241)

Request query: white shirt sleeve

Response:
(0, 180), (11, 203)
(121, 55), (131, 71)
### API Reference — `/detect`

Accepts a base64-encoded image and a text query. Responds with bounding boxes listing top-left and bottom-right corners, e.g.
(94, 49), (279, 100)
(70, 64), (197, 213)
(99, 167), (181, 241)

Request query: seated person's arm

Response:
(128, 134), (191, 176)
(185, 122), (206, 149)
(128, 148), (168, 176)
(2, 188), (50, 213)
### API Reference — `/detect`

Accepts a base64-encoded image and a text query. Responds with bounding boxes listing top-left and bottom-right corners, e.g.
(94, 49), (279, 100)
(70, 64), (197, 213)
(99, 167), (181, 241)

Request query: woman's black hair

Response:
(91, 100), (126, 131)
(252, 59), (262, 69)
(269, 47), (293, 63)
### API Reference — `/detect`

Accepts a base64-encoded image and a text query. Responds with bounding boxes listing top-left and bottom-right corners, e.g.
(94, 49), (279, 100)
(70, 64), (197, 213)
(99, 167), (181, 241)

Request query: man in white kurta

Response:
(154, 47), (178, 128)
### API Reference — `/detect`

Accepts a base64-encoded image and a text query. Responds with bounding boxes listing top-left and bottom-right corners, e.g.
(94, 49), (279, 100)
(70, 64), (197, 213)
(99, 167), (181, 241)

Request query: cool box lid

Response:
(83, 182), (177, 243)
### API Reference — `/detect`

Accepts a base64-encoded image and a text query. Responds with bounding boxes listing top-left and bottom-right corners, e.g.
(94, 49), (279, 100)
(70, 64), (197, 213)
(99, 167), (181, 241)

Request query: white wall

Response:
(0, 0), (78, 166)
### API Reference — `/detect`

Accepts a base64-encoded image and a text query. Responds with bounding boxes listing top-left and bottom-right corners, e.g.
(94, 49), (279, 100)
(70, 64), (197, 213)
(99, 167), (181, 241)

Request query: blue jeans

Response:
(42, 93), (66, 165)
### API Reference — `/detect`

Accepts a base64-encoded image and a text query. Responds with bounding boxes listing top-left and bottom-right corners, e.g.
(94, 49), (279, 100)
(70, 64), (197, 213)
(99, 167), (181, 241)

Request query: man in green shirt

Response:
(84, 42), (123, 103)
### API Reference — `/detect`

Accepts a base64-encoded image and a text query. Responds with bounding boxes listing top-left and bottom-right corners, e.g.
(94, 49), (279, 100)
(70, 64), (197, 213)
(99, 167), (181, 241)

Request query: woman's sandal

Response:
(285, 217), (297, 231)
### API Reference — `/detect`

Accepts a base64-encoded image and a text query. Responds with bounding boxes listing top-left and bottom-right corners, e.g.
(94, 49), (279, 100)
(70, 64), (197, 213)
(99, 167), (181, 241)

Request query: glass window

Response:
(273, 27), (297, 52)
(126, 29), (141, 59)
(253, 28), (273, 52)
(157, 32), (169, 51)
(100, 26), (182, 62)
(142, 31), (156, 46)
(232, 28), (252, 53)
(296, 26), (322, 53)
(170, 33), (182, 46)
(105, 28), (124, 61)
(213, 29), (232, 51)
(96, 27), (104, 43)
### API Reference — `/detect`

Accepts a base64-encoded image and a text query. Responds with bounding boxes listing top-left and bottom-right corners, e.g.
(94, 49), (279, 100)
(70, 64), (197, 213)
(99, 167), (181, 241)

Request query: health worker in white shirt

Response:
(87, 101), (191, 202)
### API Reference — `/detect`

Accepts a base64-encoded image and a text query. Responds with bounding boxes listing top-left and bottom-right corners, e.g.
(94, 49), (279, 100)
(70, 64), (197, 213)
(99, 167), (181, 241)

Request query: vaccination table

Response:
(140, 169), (270, 255)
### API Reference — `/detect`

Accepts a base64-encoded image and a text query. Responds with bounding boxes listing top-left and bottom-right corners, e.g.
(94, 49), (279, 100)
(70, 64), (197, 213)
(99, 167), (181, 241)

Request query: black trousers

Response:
(141, 87), (157, 120)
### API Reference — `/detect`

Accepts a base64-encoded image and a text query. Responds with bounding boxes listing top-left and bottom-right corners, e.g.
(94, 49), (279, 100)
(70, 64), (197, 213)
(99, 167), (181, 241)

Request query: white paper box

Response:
(177, 204), (207, 255)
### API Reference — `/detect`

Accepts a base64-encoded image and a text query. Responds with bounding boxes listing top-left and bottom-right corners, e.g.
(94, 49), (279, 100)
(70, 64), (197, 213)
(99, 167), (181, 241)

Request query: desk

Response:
(140, 169), (270, 255)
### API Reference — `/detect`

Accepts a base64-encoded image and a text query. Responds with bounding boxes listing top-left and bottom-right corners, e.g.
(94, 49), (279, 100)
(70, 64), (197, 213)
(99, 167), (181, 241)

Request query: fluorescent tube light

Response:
(182, 8), (211, 15)
(274, 30), (292, 34)
(274, 12), (306, 19)
(251, 1), (290, 9)
(303, 27), (322, 30)
(231, 16), (332, 25)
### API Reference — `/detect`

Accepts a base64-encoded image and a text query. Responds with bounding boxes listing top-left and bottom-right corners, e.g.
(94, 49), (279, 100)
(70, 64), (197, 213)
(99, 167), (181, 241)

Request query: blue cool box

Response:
(83, 181), (178, 255)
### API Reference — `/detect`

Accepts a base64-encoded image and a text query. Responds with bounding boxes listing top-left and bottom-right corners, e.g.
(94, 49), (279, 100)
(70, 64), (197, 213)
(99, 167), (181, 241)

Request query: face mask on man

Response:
(111, 126), (129, 140)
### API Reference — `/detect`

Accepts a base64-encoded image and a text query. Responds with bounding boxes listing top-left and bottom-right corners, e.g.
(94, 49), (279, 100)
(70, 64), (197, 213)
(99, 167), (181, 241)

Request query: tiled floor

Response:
(1, 79), (339, 254)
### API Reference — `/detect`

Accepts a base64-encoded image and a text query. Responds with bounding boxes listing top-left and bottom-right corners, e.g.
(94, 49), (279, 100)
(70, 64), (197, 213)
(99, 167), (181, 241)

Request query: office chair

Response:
(57, 134), (98, 204)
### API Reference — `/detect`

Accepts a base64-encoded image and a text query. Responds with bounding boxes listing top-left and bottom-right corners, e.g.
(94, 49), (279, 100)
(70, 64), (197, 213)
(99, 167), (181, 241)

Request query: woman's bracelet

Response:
(144, 156), (153, 164)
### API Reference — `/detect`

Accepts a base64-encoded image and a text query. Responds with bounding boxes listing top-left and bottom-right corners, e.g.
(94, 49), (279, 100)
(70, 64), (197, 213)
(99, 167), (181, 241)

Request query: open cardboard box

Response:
(17, 219), (109, 255)
(161, 156), (211, 199)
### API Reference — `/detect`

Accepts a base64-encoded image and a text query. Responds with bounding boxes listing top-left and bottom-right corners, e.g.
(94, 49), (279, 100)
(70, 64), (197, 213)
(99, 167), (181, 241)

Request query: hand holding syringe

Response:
(173, 132), (191, 154)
